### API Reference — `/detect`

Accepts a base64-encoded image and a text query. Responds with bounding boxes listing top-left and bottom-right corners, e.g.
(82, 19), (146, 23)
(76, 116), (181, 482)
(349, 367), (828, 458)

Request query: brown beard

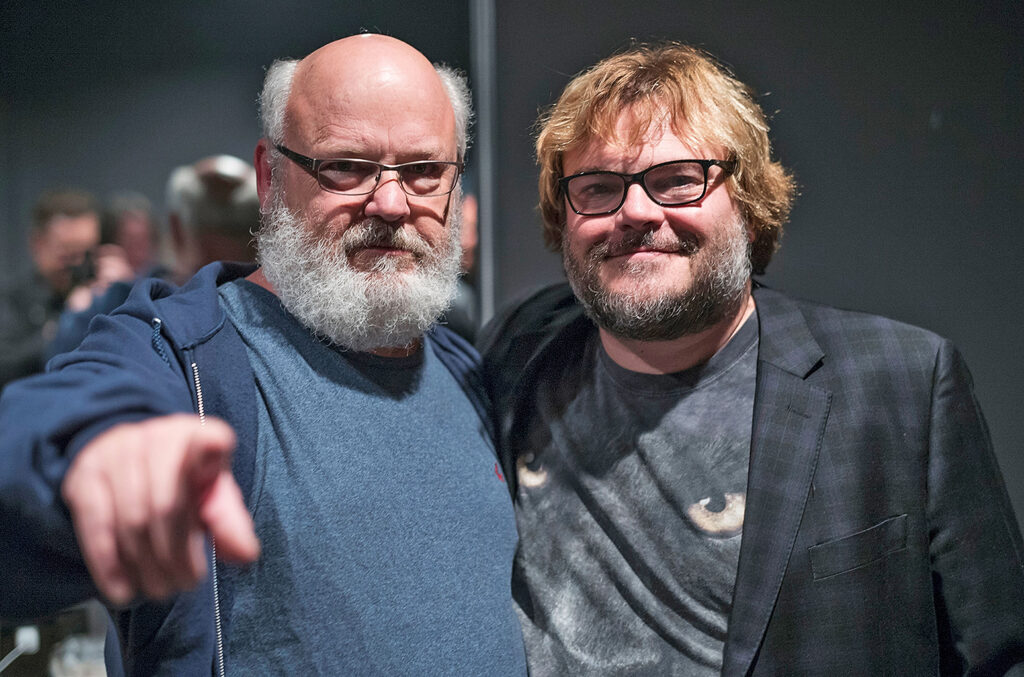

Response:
(562, 217), (751, 341)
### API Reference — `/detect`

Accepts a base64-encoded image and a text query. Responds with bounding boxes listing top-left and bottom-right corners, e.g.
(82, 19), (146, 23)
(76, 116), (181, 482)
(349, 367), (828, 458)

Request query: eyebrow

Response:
(306, 133), (453, 162)
(315, 149), (456, 166)
(567, 165), (619, 174)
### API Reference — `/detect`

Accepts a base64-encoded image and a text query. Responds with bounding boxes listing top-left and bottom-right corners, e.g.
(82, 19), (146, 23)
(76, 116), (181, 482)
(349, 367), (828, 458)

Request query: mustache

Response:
(594, 229), (700, 259)
(337, 218), (432, 258)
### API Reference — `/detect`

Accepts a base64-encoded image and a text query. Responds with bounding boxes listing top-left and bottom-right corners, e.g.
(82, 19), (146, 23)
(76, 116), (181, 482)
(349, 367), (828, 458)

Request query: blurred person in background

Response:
(0, 189), (101, 391)
(60, 194), (147, 316)
(103, 192), (160, 278)
(164, 153), (258, 283)
(46, 155), (258, 358)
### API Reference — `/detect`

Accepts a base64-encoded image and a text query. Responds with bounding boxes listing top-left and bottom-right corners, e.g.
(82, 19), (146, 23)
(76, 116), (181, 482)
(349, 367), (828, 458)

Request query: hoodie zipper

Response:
(190, 358), (227, 677)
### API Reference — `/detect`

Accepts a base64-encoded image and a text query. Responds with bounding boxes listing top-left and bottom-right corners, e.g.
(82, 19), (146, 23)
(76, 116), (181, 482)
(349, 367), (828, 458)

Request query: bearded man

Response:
(0, 35), (526, 676)
(480, 43), (1024, 675)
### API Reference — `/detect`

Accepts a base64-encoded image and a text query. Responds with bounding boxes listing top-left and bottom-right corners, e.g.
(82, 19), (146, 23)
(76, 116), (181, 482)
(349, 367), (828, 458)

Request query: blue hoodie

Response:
(0, 262), (508, 676)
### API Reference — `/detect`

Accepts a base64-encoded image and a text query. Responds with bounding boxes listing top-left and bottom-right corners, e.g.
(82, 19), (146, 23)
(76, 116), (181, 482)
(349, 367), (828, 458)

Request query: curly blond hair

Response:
(536, 42), (795, 274)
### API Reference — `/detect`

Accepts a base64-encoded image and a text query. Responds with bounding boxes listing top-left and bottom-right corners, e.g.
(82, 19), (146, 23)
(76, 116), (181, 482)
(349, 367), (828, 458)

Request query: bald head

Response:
(259, 35), (471, 162)
(292, 36), (453, 158)
(295, 35), (446, 110)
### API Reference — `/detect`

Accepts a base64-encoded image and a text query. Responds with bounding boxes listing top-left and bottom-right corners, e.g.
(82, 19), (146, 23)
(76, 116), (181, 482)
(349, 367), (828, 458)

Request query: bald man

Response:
(0, 36), (526, 676)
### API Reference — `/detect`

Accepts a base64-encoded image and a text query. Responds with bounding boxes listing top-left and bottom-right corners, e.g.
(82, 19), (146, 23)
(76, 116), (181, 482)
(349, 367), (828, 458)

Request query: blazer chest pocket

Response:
(809, 514), (908, 580)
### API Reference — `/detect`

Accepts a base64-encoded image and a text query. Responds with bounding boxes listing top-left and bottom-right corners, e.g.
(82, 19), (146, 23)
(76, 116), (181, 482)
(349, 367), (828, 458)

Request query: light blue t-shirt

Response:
(217, 280), (525, 676)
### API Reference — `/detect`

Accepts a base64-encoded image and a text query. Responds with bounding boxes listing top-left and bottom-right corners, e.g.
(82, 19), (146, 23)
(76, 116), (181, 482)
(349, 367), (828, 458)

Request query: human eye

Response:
(321, 159), (369, 174)
(566, 173), (622, 212)
(317, 160), (377, 193)
(400, 162), (452, 195)
(402, 161), (444, 177)
(570, 173), (619, 198)
(647, 163), (705, 200)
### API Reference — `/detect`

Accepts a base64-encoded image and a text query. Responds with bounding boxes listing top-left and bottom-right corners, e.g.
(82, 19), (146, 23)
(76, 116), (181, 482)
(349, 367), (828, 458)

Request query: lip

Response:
(606, 247), (681, 260)
(351, 245), (413, 256)
(347, 245), (418, 269)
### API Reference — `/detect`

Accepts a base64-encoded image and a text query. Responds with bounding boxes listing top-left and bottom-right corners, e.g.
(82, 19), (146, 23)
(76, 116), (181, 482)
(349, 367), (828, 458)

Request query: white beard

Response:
(256, 187), (463, 352)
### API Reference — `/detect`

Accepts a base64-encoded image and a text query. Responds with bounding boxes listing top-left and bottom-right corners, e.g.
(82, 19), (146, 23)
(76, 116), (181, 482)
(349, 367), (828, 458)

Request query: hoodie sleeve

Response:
(0, 304), (195, 620)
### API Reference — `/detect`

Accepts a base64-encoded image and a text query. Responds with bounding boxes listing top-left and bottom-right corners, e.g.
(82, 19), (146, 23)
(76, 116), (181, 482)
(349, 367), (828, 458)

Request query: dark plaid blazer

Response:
(480, 283), (1024, 676)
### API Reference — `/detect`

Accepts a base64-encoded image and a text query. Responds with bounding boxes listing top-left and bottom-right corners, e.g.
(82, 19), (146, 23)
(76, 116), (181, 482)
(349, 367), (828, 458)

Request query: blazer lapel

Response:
(722, 288), (832, 677)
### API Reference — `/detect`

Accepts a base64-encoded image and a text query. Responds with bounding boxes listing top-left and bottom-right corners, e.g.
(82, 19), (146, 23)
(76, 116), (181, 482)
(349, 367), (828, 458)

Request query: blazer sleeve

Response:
(926, 339), (1024, 675)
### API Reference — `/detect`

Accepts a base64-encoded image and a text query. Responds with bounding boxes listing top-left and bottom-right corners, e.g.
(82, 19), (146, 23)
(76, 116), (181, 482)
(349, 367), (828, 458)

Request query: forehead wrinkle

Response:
(306, 127), (450, 162)
(306, 122), (372, 152)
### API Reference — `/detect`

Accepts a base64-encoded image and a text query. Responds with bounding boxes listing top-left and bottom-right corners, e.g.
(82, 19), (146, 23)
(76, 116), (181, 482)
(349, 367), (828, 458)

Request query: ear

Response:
(459, 194), (478, 272)
(254, 140), (274, 210)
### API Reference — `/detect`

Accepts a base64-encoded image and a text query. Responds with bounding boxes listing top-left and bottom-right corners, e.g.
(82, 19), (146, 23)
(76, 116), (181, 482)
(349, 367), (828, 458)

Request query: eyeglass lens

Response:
(566, 160), (710, 214)
(317, 160), (459, 197)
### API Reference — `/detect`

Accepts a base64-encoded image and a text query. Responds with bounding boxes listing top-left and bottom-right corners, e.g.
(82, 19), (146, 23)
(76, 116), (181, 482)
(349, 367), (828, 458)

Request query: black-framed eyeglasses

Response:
(275, 145), (463, 197)
(558, 158), (737, 216)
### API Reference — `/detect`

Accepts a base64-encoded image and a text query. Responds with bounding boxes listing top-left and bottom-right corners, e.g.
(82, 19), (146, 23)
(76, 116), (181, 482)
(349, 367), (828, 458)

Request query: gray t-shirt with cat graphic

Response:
(513, 314), (757, 676)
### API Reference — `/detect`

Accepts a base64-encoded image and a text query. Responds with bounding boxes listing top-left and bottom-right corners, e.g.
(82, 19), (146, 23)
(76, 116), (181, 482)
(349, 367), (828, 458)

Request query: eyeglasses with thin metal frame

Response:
(558, 158), (737, 216)
(274, 144), (464, 197)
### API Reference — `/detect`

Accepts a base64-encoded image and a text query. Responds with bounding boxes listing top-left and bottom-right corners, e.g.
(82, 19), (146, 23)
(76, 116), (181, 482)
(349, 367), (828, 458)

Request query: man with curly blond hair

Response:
(481, 42), (1024, 676)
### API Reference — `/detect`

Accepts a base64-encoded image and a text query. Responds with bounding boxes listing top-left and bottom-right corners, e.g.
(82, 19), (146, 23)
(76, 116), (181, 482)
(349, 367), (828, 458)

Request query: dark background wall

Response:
(2, 1), (1022, 520)
(489, 1), (1024, 519)
(0, 1), (471, 286)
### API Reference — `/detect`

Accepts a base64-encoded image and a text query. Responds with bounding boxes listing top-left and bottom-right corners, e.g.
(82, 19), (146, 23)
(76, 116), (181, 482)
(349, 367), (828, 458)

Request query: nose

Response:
(617, 182), (661, 230)
(364, 171), (411, 223)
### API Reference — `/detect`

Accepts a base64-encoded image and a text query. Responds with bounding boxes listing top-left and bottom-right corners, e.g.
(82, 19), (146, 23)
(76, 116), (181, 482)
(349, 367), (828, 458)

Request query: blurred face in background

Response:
(30, 213), (101, 295)
(113, 210), (158, 275)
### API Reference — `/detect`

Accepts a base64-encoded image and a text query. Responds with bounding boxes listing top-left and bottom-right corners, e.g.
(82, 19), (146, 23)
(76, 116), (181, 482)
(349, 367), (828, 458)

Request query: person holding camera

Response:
(0, 189), (107, 391)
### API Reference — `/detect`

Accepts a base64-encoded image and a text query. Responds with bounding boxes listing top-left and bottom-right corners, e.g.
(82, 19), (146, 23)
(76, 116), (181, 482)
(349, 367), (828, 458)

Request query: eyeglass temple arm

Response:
(715, 159), (738, 174)
(274, 145), (318, 173)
